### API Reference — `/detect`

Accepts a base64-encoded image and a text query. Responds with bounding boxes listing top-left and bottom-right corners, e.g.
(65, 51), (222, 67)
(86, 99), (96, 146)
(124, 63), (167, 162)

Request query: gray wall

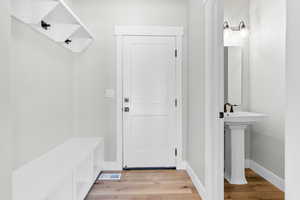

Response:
(72, 0), (188, 161)
(11, 0), (189, 169)
(11, 15), (75, 168)
(249, 0), (286, 179)
(187, 0), (205, 184)
(224, 0), (249, 25)
(0, 0), (12, 199)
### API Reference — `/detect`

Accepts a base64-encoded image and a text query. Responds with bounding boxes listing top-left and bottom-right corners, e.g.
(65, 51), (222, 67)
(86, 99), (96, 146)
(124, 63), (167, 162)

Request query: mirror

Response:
(224, 47), (242, 105)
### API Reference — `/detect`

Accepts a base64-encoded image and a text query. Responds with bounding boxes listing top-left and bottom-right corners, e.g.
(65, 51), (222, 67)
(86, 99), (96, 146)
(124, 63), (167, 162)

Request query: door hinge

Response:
(175, 49), (178, 58)
(175, 99), (178, 107)
(175, 148), (178, 157)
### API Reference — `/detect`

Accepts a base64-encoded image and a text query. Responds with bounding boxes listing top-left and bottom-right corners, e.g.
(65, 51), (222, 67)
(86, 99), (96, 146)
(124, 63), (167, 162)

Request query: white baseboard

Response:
(185, 162), (207, 200)
(248, 160), (285, 191)
(103, 161), (122, 171)
(177, 160), (187, 170)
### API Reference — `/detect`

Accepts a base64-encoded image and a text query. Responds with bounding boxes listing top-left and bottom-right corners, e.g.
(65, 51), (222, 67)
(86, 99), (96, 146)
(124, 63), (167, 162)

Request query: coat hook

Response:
(65, 39), (72, 44)
(41, 21), (51, 30)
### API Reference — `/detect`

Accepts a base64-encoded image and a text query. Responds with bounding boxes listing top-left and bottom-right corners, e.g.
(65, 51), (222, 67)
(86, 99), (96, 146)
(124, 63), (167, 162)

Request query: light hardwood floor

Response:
(224, 169), (284, 200)
(86, 169), (284, 200)
(86, 170), (202, 200)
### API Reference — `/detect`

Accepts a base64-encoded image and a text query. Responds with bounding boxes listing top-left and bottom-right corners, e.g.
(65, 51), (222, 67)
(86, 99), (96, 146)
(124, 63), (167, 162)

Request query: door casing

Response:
(204, 0), (225, 200)
(115, 26), (184, 170)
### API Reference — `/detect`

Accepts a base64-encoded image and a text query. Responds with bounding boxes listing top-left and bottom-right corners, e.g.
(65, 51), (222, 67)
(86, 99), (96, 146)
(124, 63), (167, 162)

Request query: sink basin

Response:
(225, 112), (267, 125)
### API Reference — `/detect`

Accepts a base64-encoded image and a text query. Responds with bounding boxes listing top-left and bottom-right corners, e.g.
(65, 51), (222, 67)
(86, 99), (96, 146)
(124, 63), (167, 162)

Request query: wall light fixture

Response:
(223, 21), (249, 38)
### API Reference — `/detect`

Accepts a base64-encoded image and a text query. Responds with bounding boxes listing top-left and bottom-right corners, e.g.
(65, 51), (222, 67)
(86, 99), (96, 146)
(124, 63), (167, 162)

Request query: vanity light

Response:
(223, 20), (249, 38)
(239, 21), (248, 38)
(224, 21), (230, 30)
(223, 21), (231, 36)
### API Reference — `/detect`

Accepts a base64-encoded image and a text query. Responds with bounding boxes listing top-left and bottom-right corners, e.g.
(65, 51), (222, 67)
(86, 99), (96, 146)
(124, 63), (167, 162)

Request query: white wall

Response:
(286, 0), (300, 198)
(224, 0), (249, 25)
(72, 0), (188, 162)
(187, 0), (205, 183)
(11, 15), (75, 168)
(249, 0), (286, 179)
(0, 0), (12, 199)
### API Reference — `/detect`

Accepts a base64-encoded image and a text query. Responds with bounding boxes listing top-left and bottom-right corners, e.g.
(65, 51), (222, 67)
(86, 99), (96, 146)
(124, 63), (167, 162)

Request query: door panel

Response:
(123, 36), (177, 168)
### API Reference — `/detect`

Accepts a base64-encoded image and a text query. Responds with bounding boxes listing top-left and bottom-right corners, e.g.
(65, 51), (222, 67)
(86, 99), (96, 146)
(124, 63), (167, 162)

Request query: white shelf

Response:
(62, 27), (93, 52)
(11, 0), (94, 53)
(33, 23), (81, 42)
(32, 1), (60, 24)
(63, 38), (93, 52)
(12, 0), (60, 24)
(12, 138), (104, 200)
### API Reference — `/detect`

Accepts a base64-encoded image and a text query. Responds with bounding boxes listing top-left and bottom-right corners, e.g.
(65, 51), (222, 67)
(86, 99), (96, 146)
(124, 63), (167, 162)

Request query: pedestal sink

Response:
(224, 112), (267, 185)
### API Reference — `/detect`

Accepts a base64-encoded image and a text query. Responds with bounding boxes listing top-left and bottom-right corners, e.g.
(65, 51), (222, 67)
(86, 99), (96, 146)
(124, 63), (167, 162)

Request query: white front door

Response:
(123, 36), (177, 169)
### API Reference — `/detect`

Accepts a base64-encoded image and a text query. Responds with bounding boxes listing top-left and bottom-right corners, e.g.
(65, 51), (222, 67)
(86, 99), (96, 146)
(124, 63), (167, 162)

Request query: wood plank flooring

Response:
(224, 169), (284, 200)
(86, 170), (202, 200)
(86, 169), (284, 200)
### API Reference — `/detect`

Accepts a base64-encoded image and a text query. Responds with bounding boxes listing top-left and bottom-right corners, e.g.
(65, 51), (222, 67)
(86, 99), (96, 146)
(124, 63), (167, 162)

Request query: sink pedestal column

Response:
(225, 124), (248, 185)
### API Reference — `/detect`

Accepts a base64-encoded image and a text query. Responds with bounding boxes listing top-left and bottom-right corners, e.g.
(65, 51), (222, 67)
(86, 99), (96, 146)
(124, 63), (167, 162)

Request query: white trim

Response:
(175, 34), (184, 169)
(248, 160), (285, 191)
(185, 162), (208, 200)
(204, 0), (224, 200)
(103, 162), (122, 171)
(115, 26), (184, 36)
(116, 26), (184, 170)
(176, 160), (187, 170)
(116, 34), (123, 169)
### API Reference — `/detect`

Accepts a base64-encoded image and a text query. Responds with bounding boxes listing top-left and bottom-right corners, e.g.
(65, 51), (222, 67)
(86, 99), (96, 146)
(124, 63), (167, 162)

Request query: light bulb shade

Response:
(224, 21), (230, 30)
(224, 27), (231, 36)
(240, 27), (249, 38)
(239, 21), (246, 30)
(239, 21), (248, 38)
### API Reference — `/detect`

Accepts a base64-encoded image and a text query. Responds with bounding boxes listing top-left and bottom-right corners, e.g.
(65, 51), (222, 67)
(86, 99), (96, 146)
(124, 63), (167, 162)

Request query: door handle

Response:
(124, 107), (130, 112)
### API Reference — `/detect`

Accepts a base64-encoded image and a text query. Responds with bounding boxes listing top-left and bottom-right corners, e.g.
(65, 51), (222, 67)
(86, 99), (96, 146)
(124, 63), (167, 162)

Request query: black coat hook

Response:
(41, 21), (51, 30)
(65, 39), (72, 44)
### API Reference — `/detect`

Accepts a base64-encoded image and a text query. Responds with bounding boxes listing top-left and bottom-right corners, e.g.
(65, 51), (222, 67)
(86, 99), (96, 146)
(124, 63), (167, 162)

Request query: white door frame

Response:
(204, 0), (224, 200)
(115, 26), (184, 170)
